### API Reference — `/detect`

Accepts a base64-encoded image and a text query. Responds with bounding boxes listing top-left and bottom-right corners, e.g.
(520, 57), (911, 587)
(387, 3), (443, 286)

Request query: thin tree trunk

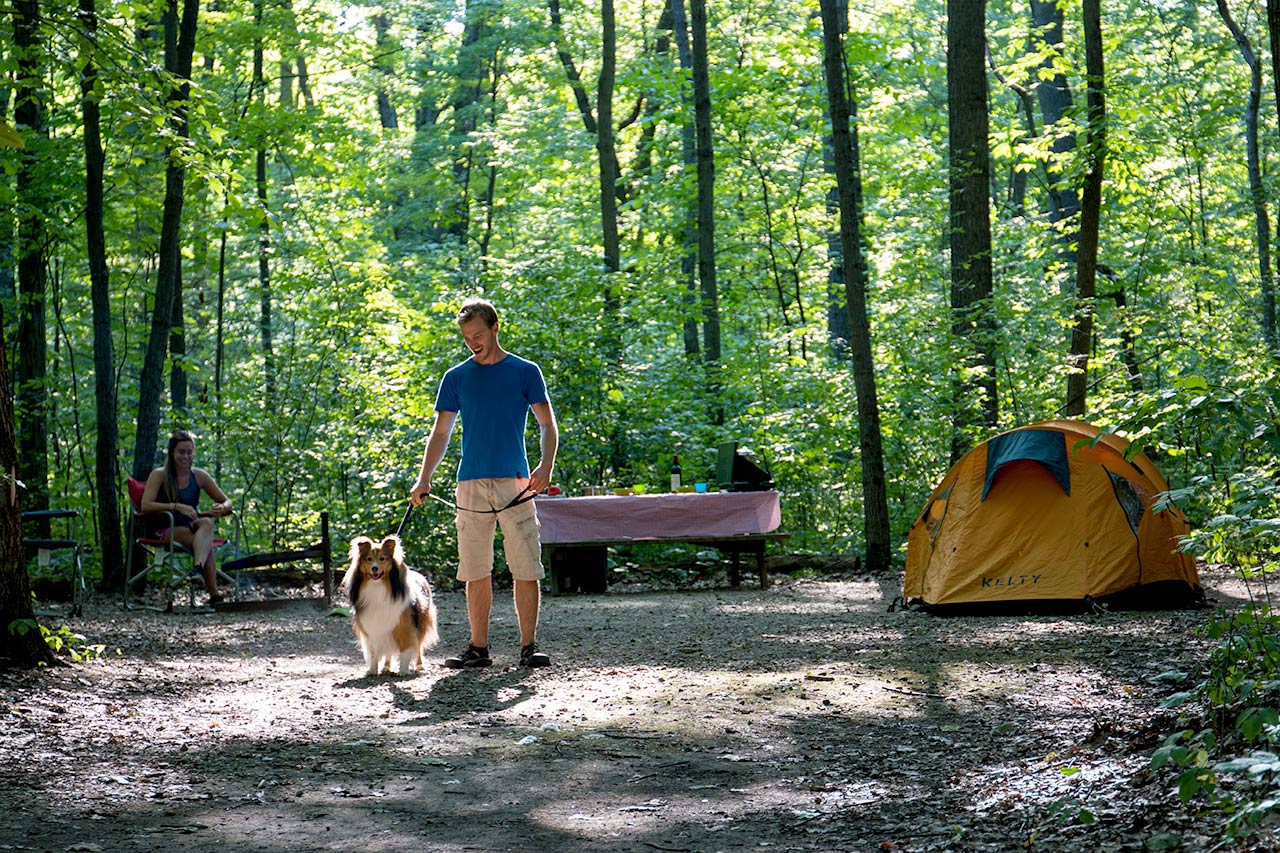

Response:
(986, 44), (1036, 217)
(448, 4), (489, 243)
(280, 0), (314, 110)
(479, 59), (503, 266)
(947, 0), (999, 459)
(13, 0), (50, 519)
(689, 0), (720, 373)
(164, 0), (187, 416)
(1065, 0), (1106, 417)
(131, 0), (200, 483)
(818, 0), (891, 573)
(215, 222), (227, 480)
(1100, 268), (1143, 393)
(1029, 0), (1079, 276)
(253, 0), (277, 527)
(169, 275), (187, 412)
(822, 0), (852, 358)
(1266, 0), (1280, 348)
(598, 0), (621, 281)
(1227, 0), (1276, 351)
(670, 0), (701, 358)
(79, 0), (126, 588)
(374, 12), (399, 130)
(0, 84), (13, 301)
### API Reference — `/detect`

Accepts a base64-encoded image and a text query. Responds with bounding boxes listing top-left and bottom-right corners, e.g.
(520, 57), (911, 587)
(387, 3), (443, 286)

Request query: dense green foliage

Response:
(0, 0), (1274, 565)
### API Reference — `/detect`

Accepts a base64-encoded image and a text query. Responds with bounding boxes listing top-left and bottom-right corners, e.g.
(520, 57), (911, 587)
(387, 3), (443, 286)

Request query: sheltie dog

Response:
(342, 534), (439, 676)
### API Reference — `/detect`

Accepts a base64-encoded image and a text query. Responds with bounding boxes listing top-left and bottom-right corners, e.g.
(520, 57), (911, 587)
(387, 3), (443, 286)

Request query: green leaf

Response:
(0, 121), (23, 149)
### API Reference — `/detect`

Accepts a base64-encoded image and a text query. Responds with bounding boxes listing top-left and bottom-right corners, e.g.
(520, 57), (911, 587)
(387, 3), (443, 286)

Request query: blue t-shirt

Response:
(435, 353), (550, 481)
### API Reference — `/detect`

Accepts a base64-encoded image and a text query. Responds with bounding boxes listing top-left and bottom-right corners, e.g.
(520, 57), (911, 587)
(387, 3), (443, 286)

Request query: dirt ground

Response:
(0, 561), (1266, 853)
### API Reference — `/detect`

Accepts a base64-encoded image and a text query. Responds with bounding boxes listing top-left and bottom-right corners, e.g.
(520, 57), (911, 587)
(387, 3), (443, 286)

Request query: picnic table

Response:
(536, 490), (787, 592)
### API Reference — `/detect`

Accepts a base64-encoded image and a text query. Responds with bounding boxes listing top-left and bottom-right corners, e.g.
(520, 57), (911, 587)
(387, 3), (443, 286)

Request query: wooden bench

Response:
(220, 512), (335, 605)
(543, 531), (790, 593)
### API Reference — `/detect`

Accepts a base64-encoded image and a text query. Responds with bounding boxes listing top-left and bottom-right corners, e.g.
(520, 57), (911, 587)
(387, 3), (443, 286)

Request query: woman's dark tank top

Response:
(164, 473), (202, 509)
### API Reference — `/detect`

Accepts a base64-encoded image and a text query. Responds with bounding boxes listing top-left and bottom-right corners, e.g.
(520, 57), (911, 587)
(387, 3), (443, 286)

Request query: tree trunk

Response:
(670, 0), (701, 358)
(0, 298), (54, 667)
(1228, 0), (1277, 352)
(822, 0), (852, 358)
(374, 12), (399, 131)
(1100, 268), (1143, 393)
(1029, 0), (1079, 274)
(280, 0), (314, 110)
(598, 0), (621, 285)
(13, 0), (50, 519)
(79, 0), (126, 589)
(1065, 0), (1106, 417)
(986, 44), (1036, 217)
(947, 0), (998, 460)
(169, 275), (187, 412)
(131, 0), (200, 483)
(2, 0), (54, 667)
(448, 3), (490, 243)
(690, 0), (720, 373)
(1267, 0), (1280, 348)
(164, 0), (187, 416)
(818, 0), (891, 573)
(0, 84), (14, 300)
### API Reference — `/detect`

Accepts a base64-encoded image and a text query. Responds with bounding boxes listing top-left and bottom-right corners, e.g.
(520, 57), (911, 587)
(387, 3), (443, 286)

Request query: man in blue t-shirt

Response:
(410, 297), (559, 669)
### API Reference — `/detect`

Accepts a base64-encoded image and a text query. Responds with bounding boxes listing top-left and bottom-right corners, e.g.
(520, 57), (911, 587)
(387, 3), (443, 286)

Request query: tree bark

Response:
(598, 0), (621, 285)
(0, 319), (54, 666)
(78, 0), (126, 589)
(689, 0), (720, 369)
(670, 0), (701, 358)
(1029, 0), (1079, 273)
(1227, 0), (1277, 351)
(823, 0), (853, 358)
(818, 0), (891, 573)
(947, 0), (998, 459)
(374, 12), (399, 130)
(448, 3), (490, 242)
(1065, 0), (1106, 417)
(13, 0), (50, 519)
(1267, 0), (1280, 348)
(131, 0), (200, 483)
(2, 0), (55, 668)
(986, 44), (1036, 217)
(0, 83), (15, 299)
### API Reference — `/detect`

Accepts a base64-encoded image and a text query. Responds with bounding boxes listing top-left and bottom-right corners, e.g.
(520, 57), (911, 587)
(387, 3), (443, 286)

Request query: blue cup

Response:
(694, 482), (708, 493)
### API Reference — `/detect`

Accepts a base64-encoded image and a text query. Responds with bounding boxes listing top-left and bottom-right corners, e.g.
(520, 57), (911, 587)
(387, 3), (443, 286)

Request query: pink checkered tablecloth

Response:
(535, 490), (781, 544)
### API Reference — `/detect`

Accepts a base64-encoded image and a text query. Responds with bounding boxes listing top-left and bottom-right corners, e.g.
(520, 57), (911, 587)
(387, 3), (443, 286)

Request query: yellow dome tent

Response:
(903, 420), (1202, 612)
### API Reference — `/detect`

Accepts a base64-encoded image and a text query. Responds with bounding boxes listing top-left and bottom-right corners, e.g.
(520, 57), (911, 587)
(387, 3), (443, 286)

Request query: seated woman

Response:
(140, 429), (233, 603)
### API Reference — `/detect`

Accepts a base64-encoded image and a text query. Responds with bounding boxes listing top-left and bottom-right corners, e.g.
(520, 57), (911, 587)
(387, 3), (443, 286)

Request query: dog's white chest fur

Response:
(356, 581), (404, 639)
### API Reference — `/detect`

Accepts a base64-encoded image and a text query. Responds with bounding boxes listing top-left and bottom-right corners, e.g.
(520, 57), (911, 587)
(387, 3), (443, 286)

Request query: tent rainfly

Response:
(903, 420), (1203, 613)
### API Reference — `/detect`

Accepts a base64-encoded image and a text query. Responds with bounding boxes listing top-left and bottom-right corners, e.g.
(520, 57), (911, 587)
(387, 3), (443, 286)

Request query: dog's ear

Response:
(379, 534), (404, 565)
(349, 536), (372, 563)
(343, 536), (372, 601)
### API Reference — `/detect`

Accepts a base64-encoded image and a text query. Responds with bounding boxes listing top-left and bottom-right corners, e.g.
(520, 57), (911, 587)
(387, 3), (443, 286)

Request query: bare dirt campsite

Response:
(0, 564), (1257, 852)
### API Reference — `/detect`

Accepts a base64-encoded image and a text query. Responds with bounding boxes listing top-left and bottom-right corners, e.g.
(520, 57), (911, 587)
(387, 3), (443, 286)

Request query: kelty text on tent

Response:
(981, 574), (1041, 588)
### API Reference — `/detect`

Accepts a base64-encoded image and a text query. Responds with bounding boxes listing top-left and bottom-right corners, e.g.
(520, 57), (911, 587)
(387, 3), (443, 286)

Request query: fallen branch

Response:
(881, 685), (945, 699)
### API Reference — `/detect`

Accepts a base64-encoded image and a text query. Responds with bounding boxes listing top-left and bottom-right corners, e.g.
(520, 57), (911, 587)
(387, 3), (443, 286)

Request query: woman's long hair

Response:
(163, 429), (195, 503)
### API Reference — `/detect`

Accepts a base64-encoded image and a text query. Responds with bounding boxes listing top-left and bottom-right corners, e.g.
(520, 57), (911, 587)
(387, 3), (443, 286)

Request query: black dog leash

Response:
(394, 486), (537, 540)
(423, 487), (538, 515)
(395, 502), (416, 538)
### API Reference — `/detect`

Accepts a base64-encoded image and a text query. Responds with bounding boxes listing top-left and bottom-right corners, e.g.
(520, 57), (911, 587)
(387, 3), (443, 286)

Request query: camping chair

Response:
(124, 477), (234, 612)
(22, 508), (85, 616)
